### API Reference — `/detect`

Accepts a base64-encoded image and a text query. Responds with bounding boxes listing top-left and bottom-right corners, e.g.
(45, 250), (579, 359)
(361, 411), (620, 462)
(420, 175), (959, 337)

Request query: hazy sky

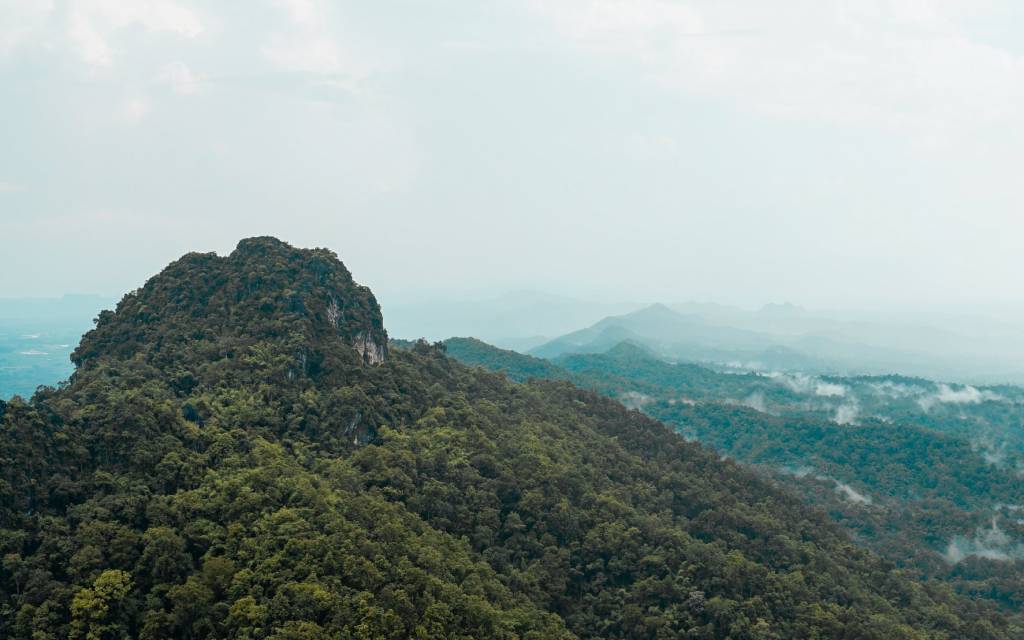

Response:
(2, 0), (1023, 312)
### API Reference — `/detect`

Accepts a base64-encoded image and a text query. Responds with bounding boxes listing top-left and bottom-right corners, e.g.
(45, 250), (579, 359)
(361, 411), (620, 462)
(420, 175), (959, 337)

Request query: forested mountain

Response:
(0, 237), (1017, 638)
(446, 338), (1024, 613)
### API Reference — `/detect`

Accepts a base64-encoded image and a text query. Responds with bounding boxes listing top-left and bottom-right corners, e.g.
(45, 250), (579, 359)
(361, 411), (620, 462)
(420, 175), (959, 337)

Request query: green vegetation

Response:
(0, 238), (1019, 638)
(441, 337), (572, 383)
(446, 337), (1024, 613)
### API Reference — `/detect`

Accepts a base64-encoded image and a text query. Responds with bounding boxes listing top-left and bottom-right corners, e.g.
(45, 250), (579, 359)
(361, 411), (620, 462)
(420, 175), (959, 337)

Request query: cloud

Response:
(619, 390), (652, 410)
(262, 36), (345, 75)
(943, 517), (1024, 564)
(972, 435), (1009, 467)
(833, 401), (860, 425)
(527, 0), (1024, 139)
(868, 380), (925, 399)
(767, 371), (814, 394)
(918, 383), (1003, 410)
(740, 391), (768, 413)
(767, 372), (847, 398)
(0, 181), (24, 193)
(0, 0), (54, 57)
(815, 382), (847, 398)
(158, 61), (201, 95)
(777, 464), (815, 478)
(261, 0), (377, 85)
(778, 465), (872, 505)
(272, 0), (320, 27)
(66, 0), (204, 67)
(119, 96), (151, 123)
(835, 481), (872, 505)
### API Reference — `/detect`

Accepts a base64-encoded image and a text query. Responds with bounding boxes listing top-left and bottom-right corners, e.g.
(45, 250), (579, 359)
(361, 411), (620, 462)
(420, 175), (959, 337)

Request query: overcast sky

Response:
(2, 0), (1023, 313)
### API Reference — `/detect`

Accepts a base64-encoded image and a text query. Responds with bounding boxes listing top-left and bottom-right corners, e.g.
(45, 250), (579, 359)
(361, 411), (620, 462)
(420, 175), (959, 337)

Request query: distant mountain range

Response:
(530, 302), (1024, 384)
(382, 290), (642, 351)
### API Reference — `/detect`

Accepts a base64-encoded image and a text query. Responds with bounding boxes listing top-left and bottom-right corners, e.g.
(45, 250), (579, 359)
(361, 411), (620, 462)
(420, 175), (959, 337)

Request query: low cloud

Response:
(815, 382), (847, 398)
(767, 372), (846, 398)
(619, 390), (652, 410)
(943, 518), (1024, 564)
(867, 380), (925, 399)
(972, 435), (1009, 468)
(919, 383), (1003, 411)
(740, 391), (767, 413)
(777, 465), (872, 506)
(835, 482), (872, 505)
(833, 402), (860, 425)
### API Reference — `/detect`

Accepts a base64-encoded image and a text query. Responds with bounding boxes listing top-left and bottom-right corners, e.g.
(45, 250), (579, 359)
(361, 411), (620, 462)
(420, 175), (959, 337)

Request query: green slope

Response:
(448, 336), (1024, 612)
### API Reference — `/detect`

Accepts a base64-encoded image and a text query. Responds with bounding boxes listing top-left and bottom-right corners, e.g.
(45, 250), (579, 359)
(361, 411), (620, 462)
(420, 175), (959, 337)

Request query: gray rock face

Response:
(352, 331), (386, 365)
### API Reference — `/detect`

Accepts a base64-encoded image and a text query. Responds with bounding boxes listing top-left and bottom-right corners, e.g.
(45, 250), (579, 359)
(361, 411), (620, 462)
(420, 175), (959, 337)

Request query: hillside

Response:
(441, 337), (572, 383)
(0, 238), (1016, 639)
(447, 338), (1024, 610)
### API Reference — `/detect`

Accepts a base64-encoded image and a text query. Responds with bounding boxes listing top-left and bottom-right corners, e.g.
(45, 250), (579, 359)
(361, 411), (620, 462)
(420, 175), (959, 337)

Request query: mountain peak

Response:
(71, 237), (388, 370)
(759, 301), (808, 317)
(638, 302), (677, 315)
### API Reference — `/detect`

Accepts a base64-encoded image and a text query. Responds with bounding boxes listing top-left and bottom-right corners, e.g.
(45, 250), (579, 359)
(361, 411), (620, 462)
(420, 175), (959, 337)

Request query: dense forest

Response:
(444, 337), (1024, 614)
(0, 238), (1019, 638)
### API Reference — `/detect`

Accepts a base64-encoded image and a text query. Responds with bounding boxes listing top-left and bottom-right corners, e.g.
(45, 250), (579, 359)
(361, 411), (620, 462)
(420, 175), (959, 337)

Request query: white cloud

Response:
(527, 0), (1024, 138)
(835, 481), (872, 505)
(262, 0), (376, 84)
(262, 35), (344, 75)
(120, 96), (151, 123)
(67, 0), (204, 67)
(0, 0), (54, 57)
(0, 181), (24, 193)
(740, 391), (768, 413)
(943, 517), (1024, 564)
(158, 61), (200, 95)
(918, 383), (1003, 410)
(767, 372), (846, 397)
(816, 382), (847, 397)
(834, 402), (860, 425)
(272, 0), (321, 27)
(619, 390), (652, 410)
(68, 10), (113, 66)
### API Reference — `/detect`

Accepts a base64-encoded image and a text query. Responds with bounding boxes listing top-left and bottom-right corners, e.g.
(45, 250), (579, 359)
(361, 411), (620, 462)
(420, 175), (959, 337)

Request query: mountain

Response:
(439, 337), (571, 383)
(448, 337), (1024, 612)
(382, 290), (642, 349)
(0, 238), (1016, 638)
(530, 304), (773, 360)
(535, 302), (1024, 383)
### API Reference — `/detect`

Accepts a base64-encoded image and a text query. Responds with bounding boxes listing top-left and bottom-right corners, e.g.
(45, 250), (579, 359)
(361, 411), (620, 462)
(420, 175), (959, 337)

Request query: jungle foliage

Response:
(0, 238), (1017, 639)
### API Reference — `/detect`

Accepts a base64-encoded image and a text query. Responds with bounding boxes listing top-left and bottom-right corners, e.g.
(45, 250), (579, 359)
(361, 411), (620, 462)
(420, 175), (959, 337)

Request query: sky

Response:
(2, 0), (1023, 314)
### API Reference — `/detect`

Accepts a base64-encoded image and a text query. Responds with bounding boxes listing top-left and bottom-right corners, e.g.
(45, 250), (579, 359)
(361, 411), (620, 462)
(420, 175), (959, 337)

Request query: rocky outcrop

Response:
(352, 331), (387, 365)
